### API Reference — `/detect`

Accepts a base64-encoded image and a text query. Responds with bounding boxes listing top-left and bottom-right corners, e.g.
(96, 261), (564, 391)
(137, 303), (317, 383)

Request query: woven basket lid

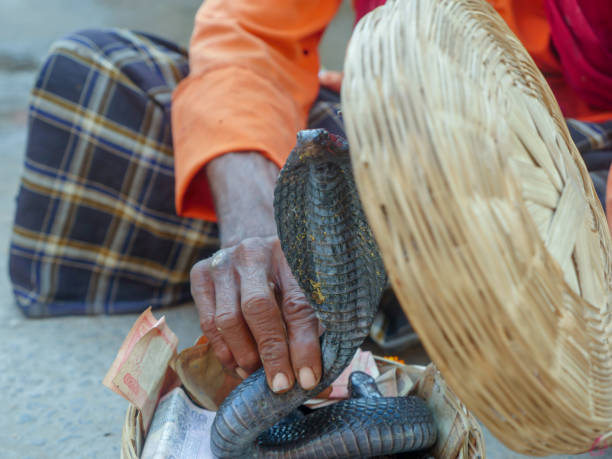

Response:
(341, 0), (612, 455)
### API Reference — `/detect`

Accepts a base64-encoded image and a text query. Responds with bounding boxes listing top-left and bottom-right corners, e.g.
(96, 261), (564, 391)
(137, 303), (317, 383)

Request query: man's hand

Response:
(191, 236), (321, 393)
(191, 152), (322, 393)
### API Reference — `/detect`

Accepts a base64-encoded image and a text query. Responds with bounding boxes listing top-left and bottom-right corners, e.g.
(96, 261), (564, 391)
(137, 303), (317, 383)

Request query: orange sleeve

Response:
(172, 1), (342, 221)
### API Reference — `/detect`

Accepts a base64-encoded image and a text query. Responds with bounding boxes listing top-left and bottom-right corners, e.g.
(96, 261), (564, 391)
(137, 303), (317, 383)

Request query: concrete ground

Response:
(0, 1), (602, 458)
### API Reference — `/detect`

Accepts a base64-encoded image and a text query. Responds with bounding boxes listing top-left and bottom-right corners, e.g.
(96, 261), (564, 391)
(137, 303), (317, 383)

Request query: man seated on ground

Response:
(10, 0), (612, 394)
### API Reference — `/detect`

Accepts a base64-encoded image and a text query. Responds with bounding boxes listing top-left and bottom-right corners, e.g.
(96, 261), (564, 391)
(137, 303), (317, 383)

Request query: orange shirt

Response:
(172, 0), (611, 221)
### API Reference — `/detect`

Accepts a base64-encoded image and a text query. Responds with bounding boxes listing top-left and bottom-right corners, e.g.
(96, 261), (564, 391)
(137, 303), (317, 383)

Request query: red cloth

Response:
(546, 0), (612, 110)
(353, 0), (387, 24)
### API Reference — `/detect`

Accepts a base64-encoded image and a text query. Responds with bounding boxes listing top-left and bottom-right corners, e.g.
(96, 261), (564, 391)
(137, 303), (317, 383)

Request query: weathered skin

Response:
(210, 129), (437, 458)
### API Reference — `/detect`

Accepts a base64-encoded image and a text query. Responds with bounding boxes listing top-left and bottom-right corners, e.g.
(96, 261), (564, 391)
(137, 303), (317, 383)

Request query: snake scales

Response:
(210, 129), (437, 458)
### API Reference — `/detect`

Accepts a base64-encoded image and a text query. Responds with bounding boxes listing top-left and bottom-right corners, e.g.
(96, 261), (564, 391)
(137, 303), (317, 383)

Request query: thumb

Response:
(319, 70), (343, 93)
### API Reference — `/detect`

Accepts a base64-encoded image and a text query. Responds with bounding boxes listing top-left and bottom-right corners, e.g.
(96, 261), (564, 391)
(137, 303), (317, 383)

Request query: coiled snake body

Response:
(210, 129), (436, 458)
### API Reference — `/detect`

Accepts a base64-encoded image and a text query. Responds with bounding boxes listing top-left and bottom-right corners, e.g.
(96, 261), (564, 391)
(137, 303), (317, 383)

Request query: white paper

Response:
(141, 387), (216, 459)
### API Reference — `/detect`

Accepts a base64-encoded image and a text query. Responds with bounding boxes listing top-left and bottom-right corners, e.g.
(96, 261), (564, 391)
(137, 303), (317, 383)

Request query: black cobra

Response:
(210, 129), (437, 458)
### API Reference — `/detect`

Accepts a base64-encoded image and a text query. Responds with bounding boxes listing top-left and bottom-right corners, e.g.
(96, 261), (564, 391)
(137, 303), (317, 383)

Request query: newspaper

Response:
(141, 387), (216, 459)
(103, 307), (179, 431)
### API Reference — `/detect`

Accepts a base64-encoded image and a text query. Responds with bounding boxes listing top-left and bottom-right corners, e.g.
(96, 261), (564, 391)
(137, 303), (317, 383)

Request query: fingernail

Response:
(272, 372), (290, 393)
(236, 367), (248, 379)
(298, 367), (317, 390)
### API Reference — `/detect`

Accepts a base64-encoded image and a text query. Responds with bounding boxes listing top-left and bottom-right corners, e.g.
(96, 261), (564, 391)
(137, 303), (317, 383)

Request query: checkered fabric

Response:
(566, 119), (612, 207)
(9, 29), (346, 317)
(9, 29), (217, 316)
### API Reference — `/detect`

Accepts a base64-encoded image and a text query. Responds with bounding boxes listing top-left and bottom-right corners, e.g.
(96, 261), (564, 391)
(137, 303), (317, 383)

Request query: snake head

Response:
(294, 129), (349, 164)
(348, 371), (383, 399)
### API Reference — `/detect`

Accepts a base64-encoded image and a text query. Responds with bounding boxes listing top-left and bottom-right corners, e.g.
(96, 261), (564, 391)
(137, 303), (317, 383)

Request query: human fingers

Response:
(236, 239), (294, 393)
(318, 70), (343, 92)
(190, 258), (236, 371)
(276, 246), (322, 391)
(210, 251), (261, 376)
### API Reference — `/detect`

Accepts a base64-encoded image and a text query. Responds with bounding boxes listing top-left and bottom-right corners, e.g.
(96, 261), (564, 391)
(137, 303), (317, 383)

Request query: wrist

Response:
(206, 152), (280, 247)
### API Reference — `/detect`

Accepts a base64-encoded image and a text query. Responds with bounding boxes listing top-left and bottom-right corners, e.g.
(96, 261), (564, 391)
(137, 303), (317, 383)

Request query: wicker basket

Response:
(122, 405), (142, 459)
(121, 363), (484, 458)
(342, 0), (612, 455)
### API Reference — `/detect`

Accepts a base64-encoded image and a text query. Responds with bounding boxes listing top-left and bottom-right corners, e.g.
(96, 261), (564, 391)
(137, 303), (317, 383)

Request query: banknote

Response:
(305, 348), (380, 408)
(103, 307), (179, 431)
(374, 355), (423, 396)
(170, 336), (243, 411)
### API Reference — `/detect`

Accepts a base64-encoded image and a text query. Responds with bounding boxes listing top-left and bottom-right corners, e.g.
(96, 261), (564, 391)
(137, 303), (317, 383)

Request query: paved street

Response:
(0, 0), (601, 457)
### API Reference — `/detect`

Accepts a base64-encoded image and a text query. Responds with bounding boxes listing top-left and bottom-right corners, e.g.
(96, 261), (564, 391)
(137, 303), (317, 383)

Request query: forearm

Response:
(195, 151), (321, 392)
(206, 152), (279, 247)
(172, 0), (341, 220)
